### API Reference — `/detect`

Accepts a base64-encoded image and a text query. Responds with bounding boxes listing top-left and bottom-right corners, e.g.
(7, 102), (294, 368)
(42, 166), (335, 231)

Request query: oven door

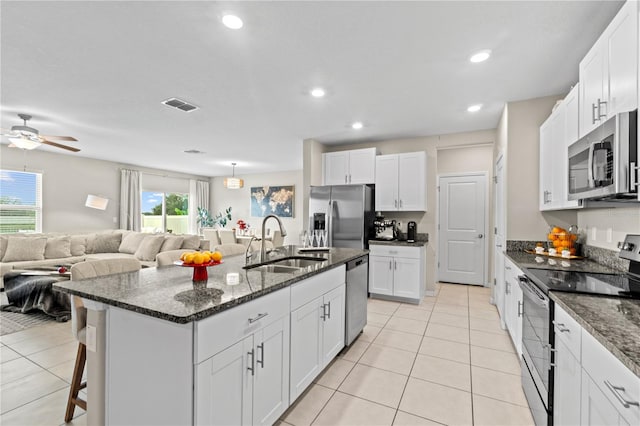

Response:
(519, 275), (551, 408)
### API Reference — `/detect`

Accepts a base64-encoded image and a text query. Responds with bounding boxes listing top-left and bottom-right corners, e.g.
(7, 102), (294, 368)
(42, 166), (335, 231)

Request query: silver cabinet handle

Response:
(247, 348), (255, 376)
(604, 380), (640, 408)
(389, 260), (392, 270)
(389, 250), (398, 254)
(517, 301), (523, 317)
(326, 301), (331, 319)
(257, 343), (264, 368)
(597, 98), (607, 120)
(394, 260), (397, 270)
(555, 322), (571, 333)
(548, 346), (557, 368)
(345, 175), (348, 184)
(394, 199), (398, 208)
(248, 312), (268, 323)
(506, 282), (510, 295)
(321, 303), (327, 320)
(505, 266), (512, 270)
(399, 199), (403, 208)
(349, 174), (352, 183)
(592, 103), (598, 124)
(630, 162), (639, 188)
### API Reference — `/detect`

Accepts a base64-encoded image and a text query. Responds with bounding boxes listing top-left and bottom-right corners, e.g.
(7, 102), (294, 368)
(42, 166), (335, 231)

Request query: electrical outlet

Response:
(86, 325), (97, 352)
(397, 221), (402, 229)
(591, 226), (597, 241)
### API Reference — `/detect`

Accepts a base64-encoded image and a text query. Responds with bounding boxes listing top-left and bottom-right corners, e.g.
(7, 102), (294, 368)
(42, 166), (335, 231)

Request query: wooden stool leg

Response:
(65, 342), (86, 423)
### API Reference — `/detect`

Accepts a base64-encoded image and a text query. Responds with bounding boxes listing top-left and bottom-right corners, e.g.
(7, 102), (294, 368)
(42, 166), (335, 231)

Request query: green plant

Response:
(196, 207), (214, 228)
(212, 207), (233, 228)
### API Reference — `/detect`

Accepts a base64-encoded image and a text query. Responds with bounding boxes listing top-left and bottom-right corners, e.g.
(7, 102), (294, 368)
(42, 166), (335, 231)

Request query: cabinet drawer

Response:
(195, 287), (290, 363)
(369, 244), (421, 259)
(291, 266), (345, 310)
(553, 304), (582, 360)
(582, 328), (640, 425)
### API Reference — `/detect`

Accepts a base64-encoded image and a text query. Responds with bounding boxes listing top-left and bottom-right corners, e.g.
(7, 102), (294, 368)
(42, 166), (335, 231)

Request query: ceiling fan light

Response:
(8, 136), (41, 150)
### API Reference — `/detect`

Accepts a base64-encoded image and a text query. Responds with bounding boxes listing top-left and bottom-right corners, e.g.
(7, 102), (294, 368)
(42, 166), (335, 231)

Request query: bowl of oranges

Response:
(174, 251), (224, 288)
(547, 226), (579, 256)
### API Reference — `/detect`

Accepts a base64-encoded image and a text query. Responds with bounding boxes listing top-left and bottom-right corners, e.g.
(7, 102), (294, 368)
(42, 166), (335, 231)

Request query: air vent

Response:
(162, 98), (199, 112)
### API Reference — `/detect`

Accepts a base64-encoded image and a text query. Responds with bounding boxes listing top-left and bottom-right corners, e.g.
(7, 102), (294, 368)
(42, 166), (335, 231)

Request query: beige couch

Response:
(0, 230), (210, 288)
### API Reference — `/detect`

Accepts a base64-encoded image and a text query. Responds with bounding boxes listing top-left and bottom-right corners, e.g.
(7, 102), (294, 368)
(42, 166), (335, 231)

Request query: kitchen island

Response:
(53, 246), (367, 426)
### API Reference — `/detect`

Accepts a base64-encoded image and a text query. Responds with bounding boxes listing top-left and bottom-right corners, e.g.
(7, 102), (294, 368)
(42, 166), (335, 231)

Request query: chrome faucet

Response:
(260, 214), (287, 262)
(244, 235), (258, 266)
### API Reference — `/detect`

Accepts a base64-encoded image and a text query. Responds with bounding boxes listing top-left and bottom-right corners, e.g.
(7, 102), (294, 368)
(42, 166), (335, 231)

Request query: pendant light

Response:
(224, 162), (244, 189)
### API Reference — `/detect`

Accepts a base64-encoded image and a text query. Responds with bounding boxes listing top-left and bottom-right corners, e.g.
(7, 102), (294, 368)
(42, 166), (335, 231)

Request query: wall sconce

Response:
(85, 194), (109, 210)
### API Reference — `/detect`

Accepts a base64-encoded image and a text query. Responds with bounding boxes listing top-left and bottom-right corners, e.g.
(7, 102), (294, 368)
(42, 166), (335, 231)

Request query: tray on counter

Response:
(524, 249), (585, 260)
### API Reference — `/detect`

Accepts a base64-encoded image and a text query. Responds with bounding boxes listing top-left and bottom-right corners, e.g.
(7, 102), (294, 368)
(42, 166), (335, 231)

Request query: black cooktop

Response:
(524, 267), (640, 299)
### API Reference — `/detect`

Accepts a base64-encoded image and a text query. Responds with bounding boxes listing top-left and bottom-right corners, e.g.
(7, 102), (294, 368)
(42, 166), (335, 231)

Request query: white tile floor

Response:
(0, 283), (534, 426)
(279, 283), (535, 426)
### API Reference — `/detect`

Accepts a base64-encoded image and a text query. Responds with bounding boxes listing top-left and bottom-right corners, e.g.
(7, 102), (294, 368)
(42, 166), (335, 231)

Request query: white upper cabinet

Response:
(539, 85), (582, 211)
(375, 151), (426, 211)
(579, 0), (638, 137)
(322, 148), (376, 185)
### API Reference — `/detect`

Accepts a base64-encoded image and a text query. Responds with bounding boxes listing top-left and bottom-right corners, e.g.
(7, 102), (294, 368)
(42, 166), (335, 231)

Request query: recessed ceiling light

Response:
(310, 88), (326, 98)
(222, 14), (243, 29)
(467, 104), (482, 112)
(351, 122), (364, 130)
(184, 149), (205, 154)
(469, 50), (491, 63)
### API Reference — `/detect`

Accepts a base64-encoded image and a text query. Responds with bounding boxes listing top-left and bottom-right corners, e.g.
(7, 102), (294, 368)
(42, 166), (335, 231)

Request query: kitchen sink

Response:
(243, 256), (328, 273)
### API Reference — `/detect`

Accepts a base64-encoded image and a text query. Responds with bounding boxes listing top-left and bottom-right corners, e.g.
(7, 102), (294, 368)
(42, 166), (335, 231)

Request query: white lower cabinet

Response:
(369, 244), (425, 303)
(554, 332), (582, 425)
(503, 258), (523, 356)
(581, 370), (626, 426)
(289, 266), (346, 403)
(195, 315), (289, 426)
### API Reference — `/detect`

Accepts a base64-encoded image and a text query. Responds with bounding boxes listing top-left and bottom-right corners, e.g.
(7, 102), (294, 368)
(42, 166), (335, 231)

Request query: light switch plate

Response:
(86, 325), (97, 352)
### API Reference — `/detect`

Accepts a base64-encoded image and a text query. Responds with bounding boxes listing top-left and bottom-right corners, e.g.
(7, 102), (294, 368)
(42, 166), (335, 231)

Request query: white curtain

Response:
(189, 179), (210, 234)
(120, 169), (141, 231)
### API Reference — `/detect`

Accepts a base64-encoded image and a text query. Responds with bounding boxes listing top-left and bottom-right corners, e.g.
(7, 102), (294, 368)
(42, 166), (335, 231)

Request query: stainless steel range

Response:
(518, 234), (640, 426)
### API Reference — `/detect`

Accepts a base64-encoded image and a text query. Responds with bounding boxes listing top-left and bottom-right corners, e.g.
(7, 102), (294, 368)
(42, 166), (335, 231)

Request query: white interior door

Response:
(438, 174), (487, 285)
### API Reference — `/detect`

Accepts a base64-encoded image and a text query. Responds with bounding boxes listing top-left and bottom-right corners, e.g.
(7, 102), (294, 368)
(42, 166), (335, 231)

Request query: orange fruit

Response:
(547, 233), (556, 241)
(184, 253), (196, 264)
(551, 226), (562, 234)
(180, 252), (188, 261)
(211, 251), (223, 262)
(201, 252), (211, 263)
(192, 253), (205, 265)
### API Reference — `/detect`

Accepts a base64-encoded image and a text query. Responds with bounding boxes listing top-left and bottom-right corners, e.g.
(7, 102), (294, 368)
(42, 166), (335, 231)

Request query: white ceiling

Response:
(0, 1), (624, 177)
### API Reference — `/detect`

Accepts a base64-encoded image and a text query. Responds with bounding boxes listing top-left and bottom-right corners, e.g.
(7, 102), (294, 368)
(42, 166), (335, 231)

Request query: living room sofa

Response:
(0, 230), (210, 289)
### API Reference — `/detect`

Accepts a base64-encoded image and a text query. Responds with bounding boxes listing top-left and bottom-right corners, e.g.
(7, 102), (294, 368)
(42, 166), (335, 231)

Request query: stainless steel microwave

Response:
(568, 110), (638, 201)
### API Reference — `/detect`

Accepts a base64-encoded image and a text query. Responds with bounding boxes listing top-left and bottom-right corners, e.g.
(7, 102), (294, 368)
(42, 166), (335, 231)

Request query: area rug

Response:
(0, 309), (58, 336)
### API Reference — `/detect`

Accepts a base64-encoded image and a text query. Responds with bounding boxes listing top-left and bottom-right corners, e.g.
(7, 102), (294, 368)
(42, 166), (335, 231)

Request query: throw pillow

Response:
(70, 235), (87, 256)
(181, 234), (201, 250)
(160, 236), (184, 252)
(2, 237), (47, 262)
(87, 233), (122, 254)
(134, 235), (166, 261)
(44, 236), (72, 259)
(119, 232), (147, 254)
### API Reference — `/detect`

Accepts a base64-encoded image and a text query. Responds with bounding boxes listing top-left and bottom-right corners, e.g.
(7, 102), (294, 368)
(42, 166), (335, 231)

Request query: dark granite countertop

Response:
(369, 239), (428, 247)
(53, 246), (367, 324)
(550, 292), (640, 378)
(505, 250), (620, 274)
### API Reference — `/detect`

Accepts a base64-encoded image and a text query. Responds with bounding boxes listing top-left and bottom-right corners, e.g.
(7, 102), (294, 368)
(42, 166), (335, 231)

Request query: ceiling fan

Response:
(1, 113), (80, 152)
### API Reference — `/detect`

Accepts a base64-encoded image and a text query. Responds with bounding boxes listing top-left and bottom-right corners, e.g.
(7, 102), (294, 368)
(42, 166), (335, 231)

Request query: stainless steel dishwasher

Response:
(345, 255), (368, 346)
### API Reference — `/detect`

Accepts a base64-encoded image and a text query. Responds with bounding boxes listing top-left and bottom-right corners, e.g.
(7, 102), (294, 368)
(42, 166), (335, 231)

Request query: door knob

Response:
(478, 234), (484, 238)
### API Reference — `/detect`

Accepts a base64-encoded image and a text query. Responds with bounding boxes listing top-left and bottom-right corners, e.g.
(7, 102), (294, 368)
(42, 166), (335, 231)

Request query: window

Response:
(0, 170), (43, 234)
(141, 191), (189, 233)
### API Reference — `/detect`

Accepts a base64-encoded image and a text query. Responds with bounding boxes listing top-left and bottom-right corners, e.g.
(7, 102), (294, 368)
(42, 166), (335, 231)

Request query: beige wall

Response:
(502, 95), (579, 240)
(0, 145), (208, 233)
(210, 170), (304, 246)
(577, 207), (640, 250)
(306, 129), (496, 293)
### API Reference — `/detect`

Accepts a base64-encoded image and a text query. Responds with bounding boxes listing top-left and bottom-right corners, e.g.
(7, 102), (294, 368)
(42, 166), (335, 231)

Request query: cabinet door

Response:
(562, 86), (583, 209)
(606, 0), (638, 116)
(581, 370), (626, 426)
(579, 41), (606, 137)
(253, 317), (289, 426)
(550, 104), (566, 209)
(375, 155), (399, 211)
(195, 336), (253, 426)
(554, 338), (582, 426)
(369, 255), (394, 296)
(398, 152), (426, 211)
(539, 118), (554, 210)
(392, 257), (421, 299)
(321, 284), (345, 366)
(289, 297), (323, 402)
(324, 152), (349, 185)
(512, 281), (523, 357)
(348, 148), (376, 184)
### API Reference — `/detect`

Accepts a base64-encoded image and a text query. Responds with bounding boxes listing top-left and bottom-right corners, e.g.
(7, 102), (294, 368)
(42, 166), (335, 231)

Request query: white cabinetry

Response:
(539, 84), (582, 211)
(375, 151), (426, 211)
(323, 148), (376, 185)
(552, 304), (640, 426)
(503, 258), (523, 356)
(369, 244), (425, 303)
(579, 0), (638, 137)
(289, 266), (345, 402)
(195, 289), (290, 426)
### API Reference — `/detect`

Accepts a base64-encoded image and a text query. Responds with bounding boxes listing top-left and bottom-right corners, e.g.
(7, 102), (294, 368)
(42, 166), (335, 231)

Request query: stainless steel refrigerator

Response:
(308, 185), (375, 249)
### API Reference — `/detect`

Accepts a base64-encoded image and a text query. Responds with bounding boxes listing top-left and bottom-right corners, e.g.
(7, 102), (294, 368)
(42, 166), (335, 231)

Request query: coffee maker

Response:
(374, 212), (396, 240)
(407, 221), (417, 242)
